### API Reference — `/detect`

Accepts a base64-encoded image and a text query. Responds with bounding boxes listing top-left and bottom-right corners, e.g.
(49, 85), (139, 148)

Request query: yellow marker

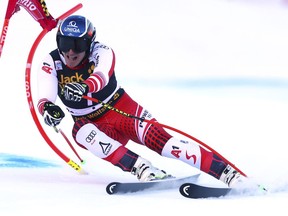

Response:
(68, 159), (88, 175)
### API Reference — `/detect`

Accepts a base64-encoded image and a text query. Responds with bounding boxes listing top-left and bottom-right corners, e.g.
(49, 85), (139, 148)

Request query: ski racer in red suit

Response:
(37, 15), (240, 186)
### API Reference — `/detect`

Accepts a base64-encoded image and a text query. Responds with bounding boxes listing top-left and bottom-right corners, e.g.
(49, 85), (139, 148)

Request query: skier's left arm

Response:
(63, 44), (115, 102)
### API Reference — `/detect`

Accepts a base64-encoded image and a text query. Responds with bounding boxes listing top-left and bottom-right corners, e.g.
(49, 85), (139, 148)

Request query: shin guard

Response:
(73, 122), (122, 159)
(161, 137), (201, 169)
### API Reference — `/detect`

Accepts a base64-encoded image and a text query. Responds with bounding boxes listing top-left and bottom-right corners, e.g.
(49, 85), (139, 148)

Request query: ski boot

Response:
(131, 157), (172, 181)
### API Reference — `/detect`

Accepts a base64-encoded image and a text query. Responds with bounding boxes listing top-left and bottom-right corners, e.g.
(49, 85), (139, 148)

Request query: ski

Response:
(106, 174), (200, 195)
(179, 182), (231, 199)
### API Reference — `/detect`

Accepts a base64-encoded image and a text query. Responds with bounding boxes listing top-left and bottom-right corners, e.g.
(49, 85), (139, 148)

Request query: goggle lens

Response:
(58, 37), (90, 53)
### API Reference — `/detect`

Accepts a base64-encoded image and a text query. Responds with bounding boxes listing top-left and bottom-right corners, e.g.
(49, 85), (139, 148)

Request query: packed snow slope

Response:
(0, 0), (287, 215)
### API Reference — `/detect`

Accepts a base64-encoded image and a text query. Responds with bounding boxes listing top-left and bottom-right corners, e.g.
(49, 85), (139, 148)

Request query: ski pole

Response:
(53, 126), (85, 164)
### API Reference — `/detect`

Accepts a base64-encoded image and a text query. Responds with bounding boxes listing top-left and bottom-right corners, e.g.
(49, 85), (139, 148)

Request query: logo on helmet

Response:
(63, 21), (81, 34)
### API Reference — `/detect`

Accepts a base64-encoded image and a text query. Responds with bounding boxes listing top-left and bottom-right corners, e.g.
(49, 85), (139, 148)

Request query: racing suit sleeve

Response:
(84, 43), (116, 93)
(37, 54), (59, 115)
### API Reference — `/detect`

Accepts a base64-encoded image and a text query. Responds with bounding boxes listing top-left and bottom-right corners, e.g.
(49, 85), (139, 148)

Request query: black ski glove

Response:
(62, 82), (88, 102)
(43, 102), (65, 127)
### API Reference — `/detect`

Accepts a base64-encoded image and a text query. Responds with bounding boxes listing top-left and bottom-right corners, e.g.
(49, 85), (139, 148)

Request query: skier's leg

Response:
(161, 137), (240, 187)
(72, 118), (170, 181)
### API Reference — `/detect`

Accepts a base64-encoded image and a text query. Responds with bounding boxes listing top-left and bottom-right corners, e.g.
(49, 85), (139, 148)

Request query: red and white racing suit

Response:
(37, 42), (227, 178)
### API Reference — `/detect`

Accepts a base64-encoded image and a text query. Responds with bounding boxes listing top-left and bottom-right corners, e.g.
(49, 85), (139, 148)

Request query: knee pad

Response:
(72, 119), (122, 158)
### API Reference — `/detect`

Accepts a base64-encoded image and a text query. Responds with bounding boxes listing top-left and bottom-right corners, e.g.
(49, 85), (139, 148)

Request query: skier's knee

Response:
(72, 118), (122, 158)
(72, 118), (92, 149)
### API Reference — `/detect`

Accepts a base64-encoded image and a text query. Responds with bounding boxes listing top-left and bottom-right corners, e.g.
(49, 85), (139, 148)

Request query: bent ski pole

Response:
(25, 3), (85, 174)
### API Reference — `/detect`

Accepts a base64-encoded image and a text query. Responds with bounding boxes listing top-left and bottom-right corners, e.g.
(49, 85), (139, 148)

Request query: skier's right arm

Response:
(37, 54), (65, 127)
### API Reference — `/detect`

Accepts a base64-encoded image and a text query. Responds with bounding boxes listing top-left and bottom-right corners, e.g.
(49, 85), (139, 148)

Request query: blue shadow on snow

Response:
(0, 153), (59, 168)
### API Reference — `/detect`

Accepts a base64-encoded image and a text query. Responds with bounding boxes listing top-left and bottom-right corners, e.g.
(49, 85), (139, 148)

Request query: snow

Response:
(1, 0), (288, 215)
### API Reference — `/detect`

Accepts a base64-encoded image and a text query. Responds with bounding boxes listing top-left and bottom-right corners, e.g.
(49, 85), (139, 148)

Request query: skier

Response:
(37, 15), (240, 187)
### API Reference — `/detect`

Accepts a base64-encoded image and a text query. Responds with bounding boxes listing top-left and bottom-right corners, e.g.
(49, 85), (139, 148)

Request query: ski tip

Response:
(179, 183), (231, 199)
(106, 182), (120, 195)
(179, 183), (195, 198)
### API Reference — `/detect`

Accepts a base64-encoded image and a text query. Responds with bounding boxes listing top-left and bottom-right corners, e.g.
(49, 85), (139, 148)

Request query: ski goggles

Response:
(57, 36), (90, 53)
